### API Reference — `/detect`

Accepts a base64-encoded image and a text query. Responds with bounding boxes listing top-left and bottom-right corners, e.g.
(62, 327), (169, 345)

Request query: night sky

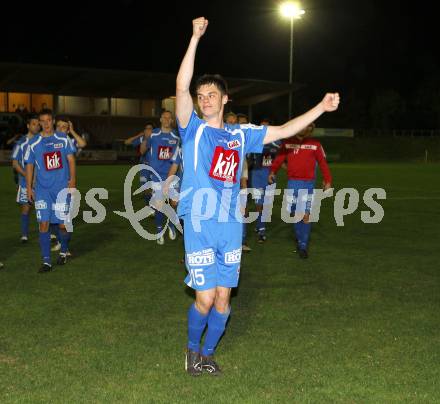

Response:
(2, 0), (439, 127)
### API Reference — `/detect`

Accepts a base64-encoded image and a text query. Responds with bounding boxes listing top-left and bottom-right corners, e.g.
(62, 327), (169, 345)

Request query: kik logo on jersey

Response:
(262, 154), (273, 167)
(44, 151), (63, 171)
(158, 146), (172, 160)
(209, 146), (239, 183)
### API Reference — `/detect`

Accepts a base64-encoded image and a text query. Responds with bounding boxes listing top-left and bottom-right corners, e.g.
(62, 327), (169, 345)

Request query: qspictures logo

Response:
(54, 164), (386, 239)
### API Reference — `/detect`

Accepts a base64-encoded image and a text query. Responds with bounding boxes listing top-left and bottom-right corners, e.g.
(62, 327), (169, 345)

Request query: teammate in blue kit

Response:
(176, 17), (340, 375)
(125, 122), (155, 217)
(139, 111), (180, 245)
(25, 109), (76, 273)
(56, 117), (87, 154)
(50, 116), (88, 253)
(11, 114), (40, 243)
(248, 118), (280, 243)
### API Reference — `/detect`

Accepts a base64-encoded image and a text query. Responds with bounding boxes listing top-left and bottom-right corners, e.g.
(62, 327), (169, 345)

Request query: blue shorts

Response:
(250, 168), (271, 205)
(183, 217), (242, 291)
(34, 187), (71, 224)
(16, 185), (29, 205)
(286, 179), (315, 214)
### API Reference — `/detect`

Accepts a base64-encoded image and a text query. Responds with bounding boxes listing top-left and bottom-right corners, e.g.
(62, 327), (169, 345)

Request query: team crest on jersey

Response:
(158, 146), (172, 160)
(44, 151), (63, 171)
(227, 139), (241, 150)
(54, 143), (64, 149)
(209, 146), (239, 183)
(168, 139), (177, 145)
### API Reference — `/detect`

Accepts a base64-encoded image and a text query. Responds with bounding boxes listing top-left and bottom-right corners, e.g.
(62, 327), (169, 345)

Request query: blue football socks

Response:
(187, 304), (209, 353)
(38, 231), (51, 265)
(201, 307), (230, 357)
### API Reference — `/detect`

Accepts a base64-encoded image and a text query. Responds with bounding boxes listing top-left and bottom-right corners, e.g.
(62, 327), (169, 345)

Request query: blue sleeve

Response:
(24, 144), (35, 165)
(67, 138), (76, 155)
(171, 146), (182, 165)
(11, 143), (21, 161)
(132, 136), (143, 147)
(241, 124), (267, 154)
(176, 111), (203, 143)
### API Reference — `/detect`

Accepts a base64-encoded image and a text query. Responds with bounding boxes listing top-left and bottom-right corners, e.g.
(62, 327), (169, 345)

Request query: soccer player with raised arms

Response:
(176, 17), (340, 376)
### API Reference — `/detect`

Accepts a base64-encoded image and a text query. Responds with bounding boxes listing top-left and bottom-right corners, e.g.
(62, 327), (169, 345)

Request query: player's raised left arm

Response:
(264, 93), (340, 144)
(67, 154), (76, 189)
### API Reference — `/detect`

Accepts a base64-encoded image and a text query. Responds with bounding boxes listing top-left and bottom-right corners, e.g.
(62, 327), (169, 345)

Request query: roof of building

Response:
(0, 62), (301, 106)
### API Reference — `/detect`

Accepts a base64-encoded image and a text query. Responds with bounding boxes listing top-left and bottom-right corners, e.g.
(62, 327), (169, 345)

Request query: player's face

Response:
(297, 124), (314, 139)
(56, 120), (69, 134)
(260, 120), (270, 126)
(197, 84), (227, 119)
(225, 115), (237, 124)
(238, 116), (248, 124)
(145, 124), (153, 135)
(160, 112), (173, 129)
(39, 114), (54, 134)
(27, 119), (40, 135)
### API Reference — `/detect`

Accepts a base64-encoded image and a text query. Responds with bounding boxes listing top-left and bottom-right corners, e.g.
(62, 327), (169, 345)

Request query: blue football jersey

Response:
(132, 135), (150, 164)
(171, 145), (183, 177)
(177, 111), (267, 222)
(145, 130), (180, 179)
(24, 132), (75, 190)
(249, 141), (281, 172)
(11, 136), (33, 188)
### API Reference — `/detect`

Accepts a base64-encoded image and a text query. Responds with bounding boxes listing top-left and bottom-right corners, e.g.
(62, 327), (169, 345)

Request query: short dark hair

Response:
(39, 108), (53, 118)
(55, 115), (70, 124)
(145, 121), (154, 127)
(195, 74), (228, 95)
(260, 117), (271, 125)
(26, 113), (39, 124)
(236, 113), (248, 122)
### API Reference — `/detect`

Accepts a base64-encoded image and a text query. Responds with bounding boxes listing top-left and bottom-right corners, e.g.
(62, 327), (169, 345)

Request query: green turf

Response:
(1, 163), (439, 403)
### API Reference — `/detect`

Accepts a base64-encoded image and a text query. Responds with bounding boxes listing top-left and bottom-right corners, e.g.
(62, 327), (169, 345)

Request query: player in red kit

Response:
(269, 123), (332, 258)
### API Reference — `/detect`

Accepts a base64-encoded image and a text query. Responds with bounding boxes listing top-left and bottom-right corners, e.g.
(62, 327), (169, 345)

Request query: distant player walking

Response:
(25, 109), (76, 272)
(269, 123), (332, 258)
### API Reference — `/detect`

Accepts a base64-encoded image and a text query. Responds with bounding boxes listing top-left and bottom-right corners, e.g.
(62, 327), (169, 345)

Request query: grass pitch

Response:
(1, 163), (439, 403)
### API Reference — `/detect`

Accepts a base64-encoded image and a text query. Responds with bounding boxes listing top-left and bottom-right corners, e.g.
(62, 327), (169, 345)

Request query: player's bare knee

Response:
(39, 222), (49, 232)
(303, 213), (310, 223)
(195, 294), (215, 315)
(21, 205), (30, 215)
(214, 288), (231, 313)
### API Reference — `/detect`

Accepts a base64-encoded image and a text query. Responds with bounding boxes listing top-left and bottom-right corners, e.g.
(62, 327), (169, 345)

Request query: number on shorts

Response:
(190, 268), (205, 286)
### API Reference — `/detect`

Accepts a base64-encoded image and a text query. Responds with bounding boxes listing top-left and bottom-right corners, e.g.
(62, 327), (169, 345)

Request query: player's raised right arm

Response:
(176, 17), (208, 129)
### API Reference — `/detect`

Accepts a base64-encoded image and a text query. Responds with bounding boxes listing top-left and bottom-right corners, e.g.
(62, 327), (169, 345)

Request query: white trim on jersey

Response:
(54, 134), (68, 147)
(225, 127), (246, 172)
(29, 135), (42, 152)
(194, 124), (207, 171)
(12, 145), (20, 159)
(171, 145), (180, 161)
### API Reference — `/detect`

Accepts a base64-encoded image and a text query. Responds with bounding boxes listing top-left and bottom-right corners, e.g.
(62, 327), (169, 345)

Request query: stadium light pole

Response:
(280, 2), (305, 118)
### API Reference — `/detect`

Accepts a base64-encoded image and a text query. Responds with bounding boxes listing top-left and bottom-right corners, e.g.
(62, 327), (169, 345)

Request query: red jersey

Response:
(270, 136), (332, 183)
